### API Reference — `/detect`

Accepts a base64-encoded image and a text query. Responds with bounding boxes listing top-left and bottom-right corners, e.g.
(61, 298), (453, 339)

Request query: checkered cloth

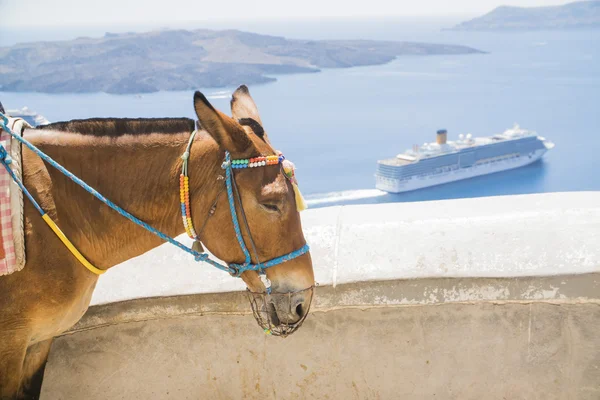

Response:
(0, 117), (27, 276)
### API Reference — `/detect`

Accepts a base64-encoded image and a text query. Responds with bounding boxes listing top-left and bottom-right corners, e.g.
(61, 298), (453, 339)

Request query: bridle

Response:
(179, 129), (310, 281)
(0, 114), (314, 335)
(181, 129), (315, 336)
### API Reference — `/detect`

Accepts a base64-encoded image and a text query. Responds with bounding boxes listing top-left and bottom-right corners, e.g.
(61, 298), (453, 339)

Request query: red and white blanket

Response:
(0, 117), (27, 276)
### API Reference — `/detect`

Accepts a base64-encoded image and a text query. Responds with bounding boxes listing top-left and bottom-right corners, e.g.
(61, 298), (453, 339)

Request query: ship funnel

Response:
(436, 129), (447, 145)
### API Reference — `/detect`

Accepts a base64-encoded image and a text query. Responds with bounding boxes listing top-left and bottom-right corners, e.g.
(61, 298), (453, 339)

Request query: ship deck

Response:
(378, 157), (416, 166)
(377, 134), (545, 168)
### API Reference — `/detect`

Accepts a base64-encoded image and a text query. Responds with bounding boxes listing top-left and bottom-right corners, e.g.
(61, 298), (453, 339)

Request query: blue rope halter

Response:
(0, 112), (309, 277)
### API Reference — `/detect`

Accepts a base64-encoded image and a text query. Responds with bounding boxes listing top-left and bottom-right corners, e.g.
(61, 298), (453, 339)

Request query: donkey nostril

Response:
(295, 303), (305, 319)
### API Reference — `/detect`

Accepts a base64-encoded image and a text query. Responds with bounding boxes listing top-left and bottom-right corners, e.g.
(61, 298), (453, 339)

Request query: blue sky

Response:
(0, 0), (573, 27)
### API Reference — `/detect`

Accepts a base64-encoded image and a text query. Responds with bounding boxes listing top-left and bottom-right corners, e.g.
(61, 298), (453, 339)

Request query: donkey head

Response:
(193, 86), (314, 331)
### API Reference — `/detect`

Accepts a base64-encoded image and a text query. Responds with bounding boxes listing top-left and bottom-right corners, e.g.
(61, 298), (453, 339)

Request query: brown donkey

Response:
(0, 86), (315, 399)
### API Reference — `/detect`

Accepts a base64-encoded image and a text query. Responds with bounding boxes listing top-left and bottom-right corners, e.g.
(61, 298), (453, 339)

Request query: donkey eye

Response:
(261, 203), (280, 213)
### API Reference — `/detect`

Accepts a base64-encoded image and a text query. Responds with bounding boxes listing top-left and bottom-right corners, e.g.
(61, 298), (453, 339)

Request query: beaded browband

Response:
(231, 154), (284, 169)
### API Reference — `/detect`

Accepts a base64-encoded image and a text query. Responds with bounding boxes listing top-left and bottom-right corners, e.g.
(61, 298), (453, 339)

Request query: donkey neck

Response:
(27, 130), (222, 269)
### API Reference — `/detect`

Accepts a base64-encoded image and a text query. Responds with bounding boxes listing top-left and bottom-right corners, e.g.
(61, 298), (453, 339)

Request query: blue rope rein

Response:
(0, 112), (309, 277)
(0, 146), (45, 215)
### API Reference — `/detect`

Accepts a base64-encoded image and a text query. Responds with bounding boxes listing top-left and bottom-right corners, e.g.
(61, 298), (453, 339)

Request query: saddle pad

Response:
(0, 117), (28, 276)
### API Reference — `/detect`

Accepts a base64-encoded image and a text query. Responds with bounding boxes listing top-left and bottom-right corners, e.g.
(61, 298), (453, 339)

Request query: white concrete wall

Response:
(42, 192), (600, 399)
(42, 302), (600, 400)
(92, 192), (600, 304)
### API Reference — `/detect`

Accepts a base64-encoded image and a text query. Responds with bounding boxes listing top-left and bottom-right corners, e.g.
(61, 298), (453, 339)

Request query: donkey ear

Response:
(230, 85), (263, 125)
(231, 85), (274, 145)
(194, 91), (253, 153)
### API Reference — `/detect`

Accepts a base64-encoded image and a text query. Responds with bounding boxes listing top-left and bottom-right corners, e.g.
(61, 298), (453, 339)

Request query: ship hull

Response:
(376, 148), (547, 194)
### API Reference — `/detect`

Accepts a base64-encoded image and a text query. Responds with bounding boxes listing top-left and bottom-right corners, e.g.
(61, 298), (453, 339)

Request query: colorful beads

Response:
(230, 154), (284, 169)
(180, 174), (198, 240)
(180, 153), (285, 240)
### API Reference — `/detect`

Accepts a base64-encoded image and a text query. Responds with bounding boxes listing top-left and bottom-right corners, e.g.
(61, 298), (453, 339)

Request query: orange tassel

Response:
(292, 183), (307, 212)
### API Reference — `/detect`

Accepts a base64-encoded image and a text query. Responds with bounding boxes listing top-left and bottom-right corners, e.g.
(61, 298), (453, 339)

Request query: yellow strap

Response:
(41, 214), (106, 275)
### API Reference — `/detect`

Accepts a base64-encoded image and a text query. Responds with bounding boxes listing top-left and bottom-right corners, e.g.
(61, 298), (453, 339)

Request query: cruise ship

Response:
(375, 125), (554, 193)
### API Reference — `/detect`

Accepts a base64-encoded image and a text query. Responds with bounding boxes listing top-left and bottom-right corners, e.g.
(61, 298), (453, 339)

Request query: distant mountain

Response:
(452, 1), (600, 31)
(0, 29), (482, 94)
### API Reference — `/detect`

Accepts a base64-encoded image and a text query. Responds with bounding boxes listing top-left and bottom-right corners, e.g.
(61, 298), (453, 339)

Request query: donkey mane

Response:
(38, 118), (195, 137)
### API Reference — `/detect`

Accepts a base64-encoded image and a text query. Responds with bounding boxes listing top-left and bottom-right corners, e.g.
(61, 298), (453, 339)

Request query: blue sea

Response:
(2, 19), (599, 207)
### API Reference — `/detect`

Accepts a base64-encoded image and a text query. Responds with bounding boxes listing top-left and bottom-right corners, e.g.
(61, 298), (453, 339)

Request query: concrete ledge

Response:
(68, 273), (600, 335)
(42, 193), (600, 399)
(91, 192), (600, 305)
(45, 274), (600, 399)
(43, 301), (600, 399)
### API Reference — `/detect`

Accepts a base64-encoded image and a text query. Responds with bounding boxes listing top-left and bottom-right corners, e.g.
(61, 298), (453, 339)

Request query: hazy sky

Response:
(0, 0), (573, 27)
